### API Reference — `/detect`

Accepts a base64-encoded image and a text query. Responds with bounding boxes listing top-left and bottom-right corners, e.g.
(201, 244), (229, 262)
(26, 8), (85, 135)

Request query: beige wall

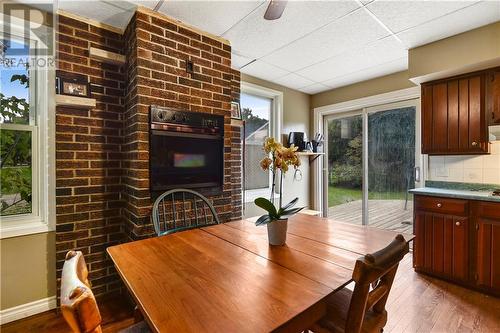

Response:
(0, 232), (56, 310)
(310, 71), (416, 109)
(241, 74), (311, 218)
(409, 22), (500, 83)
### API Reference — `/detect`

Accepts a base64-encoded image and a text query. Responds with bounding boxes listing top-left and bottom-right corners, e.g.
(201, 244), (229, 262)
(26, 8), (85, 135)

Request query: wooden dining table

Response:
(107, 214), (414, 333)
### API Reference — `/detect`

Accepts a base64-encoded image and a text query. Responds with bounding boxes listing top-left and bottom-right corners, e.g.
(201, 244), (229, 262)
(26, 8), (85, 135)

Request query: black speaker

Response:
(288, 132), (305, 151)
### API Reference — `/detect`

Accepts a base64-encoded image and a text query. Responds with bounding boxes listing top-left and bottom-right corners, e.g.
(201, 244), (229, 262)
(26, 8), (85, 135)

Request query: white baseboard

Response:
(0, 296), (57, 325)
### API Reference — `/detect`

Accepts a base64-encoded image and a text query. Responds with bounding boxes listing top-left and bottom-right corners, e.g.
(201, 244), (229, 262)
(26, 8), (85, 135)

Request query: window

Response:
(1, 38), (36, 217)
(0, 28), (53, 238)
(241, 82), (283, 203)
(242, 93), (272, 192)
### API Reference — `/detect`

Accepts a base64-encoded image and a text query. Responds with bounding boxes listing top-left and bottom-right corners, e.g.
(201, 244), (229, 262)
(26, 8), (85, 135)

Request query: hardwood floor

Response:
(1, 255), (499, 333)
(0, 294), (136, 333)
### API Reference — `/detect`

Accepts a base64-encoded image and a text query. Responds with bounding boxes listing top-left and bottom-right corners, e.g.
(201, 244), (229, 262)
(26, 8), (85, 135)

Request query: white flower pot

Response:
(267, 219), (288, 246)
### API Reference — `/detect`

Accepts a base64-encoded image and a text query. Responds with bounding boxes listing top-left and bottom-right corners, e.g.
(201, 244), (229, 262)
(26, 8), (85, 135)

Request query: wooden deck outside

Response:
(328, 199), (413, 233)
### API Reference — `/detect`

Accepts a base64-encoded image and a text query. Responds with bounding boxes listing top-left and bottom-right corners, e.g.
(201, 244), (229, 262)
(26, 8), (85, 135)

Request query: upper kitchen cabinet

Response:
(422, 72), (489, 155)
(486, 68), (500, 125)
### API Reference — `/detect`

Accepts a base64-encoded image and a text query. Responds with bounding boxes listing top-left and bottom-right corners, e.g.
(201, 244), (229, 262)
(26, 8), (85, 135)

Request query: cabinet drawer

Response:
(476, 201), (500, 219)
(415, 195), (468, 216)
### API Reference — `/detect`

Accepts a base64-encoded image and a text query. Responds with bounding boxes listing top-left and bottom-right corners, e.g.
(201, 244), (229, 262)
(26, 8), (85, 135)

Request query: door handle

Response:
(414, 166), (421, 183)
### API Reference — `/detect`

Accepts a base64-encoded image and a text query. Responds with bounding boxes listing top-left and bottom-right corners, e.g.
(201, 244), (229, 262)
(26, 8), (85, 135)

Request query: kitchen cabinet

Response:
(486, 68), (500, 125)
(472, 201), (500, 293)
(414, 196), (469, 282)
(414, 195), (500, 296)
(421, 72), (489, 155)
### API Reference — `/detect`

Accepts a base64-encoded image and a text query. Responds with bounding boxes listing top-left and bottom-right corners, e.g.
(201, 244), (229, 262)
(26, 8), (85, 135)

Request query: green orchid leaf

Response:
(255, 215), (272, 226)
(254, 197), (278, 218)
(279, 197), (298, 214)
(281, 206), (304, 219)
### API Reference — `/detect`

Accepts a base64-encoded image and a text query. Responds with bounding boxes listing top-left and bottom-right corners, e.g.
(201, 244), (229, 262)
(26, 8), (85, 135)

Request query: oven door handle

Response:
(151, 130), (222, 140)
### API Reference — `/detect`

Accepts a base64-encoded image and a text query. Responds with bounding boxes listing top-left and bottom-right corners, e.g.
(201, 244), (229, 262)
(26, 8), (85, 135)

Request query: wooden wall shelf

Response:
(297, 151), (324, 163)
(89, 47), (126, 65)
(56, 95), (96, 108)
(296, 152), (324, 156)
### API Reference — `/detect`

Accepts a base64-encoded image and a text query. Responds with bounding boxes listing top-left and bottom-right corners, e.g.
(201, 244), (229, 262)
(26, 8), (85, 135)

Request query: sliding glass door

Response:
(325, 113), (363, 225)
(324, 100), (421, 232)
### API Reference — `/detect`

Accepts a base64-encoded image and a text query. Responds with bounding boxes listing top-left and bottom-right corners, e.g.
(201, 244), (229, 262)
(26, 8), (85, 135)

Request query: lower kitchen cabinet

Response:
(473, 201), (500, 293)
(414, 195), (500, 296)
(414, 199), (469, 282)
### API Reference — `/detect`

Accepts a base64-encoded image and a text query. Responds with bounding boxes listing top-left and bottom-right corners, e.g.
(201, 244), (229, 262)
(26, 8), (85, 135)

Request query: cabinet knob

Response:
(471, 141), (478, 146)
(437, 203), (442, 208)
(456, 221), (461, 226)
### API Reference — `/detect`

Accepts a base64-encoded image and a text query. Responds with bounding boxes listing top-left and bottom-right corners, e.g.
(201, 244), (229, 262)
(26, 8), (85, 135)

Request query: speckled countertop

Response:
(409, 185), (500, 203)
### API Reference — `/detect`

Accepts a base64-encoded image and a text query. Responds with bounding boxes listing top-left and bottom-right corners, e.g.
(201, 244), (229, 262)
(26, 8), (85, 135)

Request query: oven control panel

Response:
(151, 105), (222, 129)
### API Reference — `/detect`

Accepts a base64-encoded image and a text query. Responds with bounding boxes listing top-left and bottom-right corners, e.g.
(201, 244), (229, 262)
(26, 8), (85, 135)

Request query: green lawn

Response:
(328, 186), (410, 207)
(0, 166), (32, 216)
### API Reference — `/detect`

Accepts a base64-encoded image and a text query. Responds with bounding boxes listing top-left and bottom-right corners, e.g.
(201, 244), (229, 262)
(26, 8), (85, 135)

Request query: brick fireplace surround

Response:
(55, 7), (243, 298)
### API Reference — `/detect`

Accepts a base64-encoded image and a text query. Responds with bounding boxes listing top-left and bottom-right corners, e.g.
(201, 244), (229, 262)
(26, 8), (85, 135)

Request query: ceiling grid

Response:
(55, 0), (500, 94)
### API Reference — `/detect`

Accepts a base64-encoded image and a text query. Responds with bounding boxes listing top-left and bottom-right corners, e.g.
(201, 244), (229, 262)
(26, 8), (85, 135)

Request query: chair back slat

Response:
(194, 198), (199, 225)
(171, 194), (176, 229)
(182, 192), (187, 226)
(345, 234), (409, 333)
(152, 189), (220, 236)
(162, 200), (167, 232)
(61, 251), (102, 333)
(204, 205), (208, 224)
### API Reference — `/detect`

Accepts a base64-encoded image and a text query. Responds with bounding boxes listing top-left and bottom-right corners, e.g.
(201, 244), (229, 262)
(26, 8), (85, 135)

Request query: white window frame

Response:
(312, 87), (421, 216)
(0, 15), (55, 238)
(241, 82), (283, 203)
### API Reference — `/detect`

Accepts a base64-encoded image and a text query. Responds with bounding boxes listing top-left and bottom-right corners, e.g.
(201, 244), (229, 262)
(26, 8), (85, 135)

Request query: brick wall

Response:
(122, 8), (242, 240)
(55, 8), (242, 298)
(55, 15), (126, 297)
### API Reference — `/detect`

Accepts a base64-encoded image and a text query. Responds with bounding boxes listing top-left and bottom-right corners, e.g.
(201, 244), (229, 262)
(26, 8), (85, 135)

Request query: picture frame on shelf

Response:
(231, 101), (241, 120)
(56, 70), (90, 97)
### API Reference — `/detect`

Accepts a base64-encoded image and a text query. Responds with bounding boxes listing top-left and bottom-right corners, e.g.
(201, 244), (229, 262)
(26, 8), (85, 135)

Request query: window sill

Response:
(0, 217), (51, 239)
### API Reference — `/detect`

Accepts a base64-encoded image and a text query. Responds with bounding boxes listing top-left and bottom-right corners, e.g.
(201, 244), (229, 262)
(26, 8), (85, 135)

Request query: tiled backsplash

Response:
(428, 142), (500, 184)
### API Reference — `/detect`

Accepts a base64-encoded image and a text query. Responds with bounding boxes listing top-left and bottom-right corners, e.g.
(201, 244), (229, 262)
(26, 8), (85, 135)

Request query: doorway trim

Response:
(312, 87), (421, 216)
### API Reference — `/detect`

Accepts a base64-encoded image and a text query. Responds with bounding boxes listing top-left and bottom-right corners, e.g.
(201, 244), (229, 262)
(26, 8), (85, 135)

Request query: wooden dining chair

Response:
(61, 250), (150, 333)
(151, 188), (220, 236)
(310, 234), (409, 333)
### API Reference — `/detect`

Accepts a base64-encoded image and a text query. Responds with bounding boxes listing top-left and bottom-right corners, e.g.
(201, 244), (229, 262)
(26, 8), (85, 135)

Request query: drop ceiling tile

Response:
(397, 1), (500, 48)
(108, 1), (160, 11)
(240, 60), (289, 81)
(262, 9), (389, 72)
(299, 83), (331, 95)
(58, 0), (136, 29)
(322, 57), (407, 89)
(158, 1), (265, 36)
(231, 51), (254, 70)
(366, 0), (479, 33)
(296, 36), (407, 83)
(223, 0), (360, 59)
(273, 73), (315, 90)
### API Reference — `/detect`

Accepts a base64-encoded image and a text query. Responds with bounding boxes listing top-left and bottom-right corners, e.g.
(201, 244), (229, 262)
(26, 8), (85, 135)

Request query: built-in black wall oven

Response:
(150, 106), (224, 194)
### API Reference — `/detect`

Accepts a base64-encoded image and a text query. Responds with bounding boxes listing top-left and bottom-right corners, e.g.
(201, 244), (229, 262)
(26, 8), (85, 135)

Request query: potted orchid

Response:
(255, 137), (303, 245)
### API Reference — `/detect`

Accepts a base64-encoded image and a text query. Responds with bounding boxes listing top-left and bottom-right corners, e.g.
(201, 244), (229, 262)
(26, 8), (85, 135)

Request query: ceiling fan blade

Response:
(264, 0), (287, 20)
